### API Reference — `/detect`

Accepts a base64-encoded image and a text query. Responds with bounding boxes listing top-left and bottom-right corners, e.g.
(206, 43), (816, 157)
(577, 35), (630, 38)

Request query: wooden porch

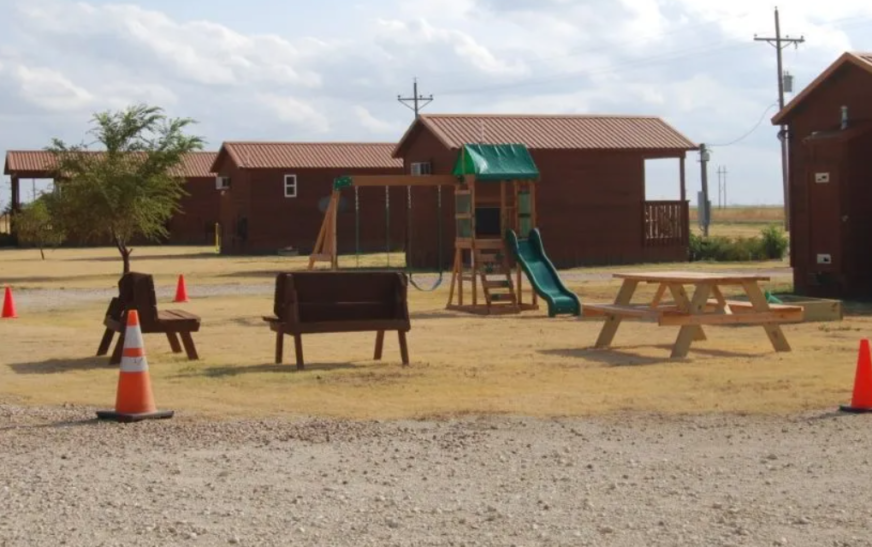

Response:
(642, 200), (690, 262)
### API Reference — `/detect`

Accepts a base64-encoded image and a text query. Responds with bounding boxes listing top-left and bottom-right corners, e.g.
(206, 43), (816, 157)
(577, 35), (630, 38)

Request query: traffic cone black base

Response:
(96, 409), (174, 423)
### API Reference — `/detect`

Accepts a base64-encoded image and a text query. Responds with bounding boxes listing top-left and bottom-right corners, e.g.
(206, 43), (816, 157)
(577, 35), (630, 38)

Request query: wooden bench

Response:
(263, 271), (411, 369)
(97, 272), (201, 365)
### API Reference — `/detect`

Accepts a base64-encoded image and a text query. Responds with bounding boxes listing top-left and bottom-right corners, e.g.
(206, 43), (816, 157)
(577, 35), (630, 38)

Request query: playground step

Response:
(483, 280), (511, 289)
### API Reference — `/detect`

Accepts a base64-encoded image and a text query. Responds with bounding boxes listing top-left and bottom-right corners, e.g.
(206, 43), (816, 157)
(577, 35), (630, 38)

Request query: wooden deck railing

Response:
(643, 201), (689, 248)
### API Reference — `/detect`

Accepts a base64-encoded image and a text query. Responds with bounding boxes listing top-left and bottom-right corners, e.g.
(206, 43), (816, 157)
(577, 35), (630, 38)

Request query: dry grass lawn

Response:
(0, 239), (861, 420)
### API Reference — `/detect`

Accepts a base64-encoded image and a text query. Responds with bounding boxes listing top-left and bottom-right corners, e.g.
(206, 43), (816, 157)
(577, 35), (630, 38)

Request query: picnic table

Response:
(582, 271), (804, 358)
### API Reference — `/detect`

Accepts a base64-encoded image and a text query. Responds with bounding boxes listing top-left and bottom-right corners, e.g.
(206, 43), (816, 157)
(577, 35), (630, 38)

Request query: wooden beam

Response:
(348, 175), (458, 188)
(679, 155), (686, 203)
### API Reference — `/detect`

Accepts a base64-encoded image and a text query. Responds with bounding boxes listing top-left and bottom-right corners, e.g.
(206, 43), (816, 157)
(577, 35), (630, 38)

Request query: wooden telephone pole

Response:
(755, 7), (804, 231)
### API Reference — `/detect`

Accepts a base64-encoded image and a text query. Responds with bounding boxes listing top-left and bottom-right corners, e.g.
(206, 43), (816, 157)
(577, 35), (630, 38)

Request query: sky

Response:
(1, 0), (871, 209)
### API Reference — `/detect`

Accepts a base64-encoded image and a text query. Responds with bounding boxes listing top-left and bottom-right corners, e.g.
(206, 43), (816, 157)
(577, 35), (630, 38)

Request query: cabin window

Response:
(411, 162), (432, 176)
(284, 175), (297, 198)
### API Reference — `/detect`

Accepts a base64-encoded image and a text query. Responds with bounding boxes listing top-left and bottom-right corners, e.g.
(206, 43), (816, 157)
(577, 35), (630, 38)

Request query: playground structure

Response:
(309, 143), (581, 316)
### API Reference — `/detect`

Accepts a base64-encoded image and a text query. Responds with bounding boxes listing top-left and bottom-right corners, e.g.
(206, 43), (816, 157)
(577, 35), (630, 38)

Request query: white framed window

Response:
(411, 162), (432, 176)
(284, 174), (297, 198)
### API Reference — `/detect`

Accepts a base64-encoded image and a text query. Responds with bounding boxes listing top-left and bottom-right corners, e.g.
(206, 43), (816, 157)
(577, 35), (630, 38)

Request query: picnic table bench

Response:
(263, 271), (411, 369)
(582, 271), (804, 358)
(97, 272), (201, 365)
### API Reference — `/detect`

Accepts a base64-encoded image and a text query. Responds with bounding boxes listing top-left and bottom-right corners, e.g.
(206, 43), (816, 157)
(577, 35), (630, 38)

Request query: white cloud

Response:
(13, 65), (93, 111)
(257, 93), (330, 133)
(373, 18), (528, 77)
(353, 106), (400, 134)
(16, 1), (323, 88)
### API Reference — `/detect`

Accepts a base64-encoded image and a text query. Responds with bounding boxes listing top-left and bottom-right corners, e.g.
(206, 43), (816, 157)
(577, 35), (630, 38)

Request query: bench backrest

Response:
(117, 272), (160, 328)
(274, 271), (408, 324)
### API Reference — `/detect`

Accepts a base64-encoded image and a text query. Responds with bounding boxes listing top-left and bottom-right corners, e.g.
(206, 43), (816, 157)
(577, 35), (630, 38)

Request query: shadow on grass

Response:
(172, 362), (358, 379)
(9, 356), (113, 375)
(65, 252), (219, 263)
(539, 344), (762, 366)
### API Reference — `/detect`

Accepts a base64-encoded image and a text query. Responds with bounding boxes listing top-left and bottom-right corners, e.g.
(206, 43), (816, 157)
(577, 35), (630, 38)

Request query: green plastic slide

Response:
(505, 228), (581, 317)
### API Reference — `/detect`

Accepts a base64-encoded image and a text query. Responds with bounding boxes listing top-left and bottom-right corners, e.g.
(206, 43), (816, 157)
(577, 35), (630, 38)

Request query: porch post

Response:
(679, 155), (686, 203)
(679, 154), (689, 247)
(10, 175), (20, 242)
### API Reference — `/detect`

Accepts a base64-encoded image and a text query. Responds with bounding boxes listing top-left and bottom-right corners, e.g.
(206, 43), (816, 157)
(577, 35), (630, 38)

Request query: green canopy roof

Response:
(451, 143), (539, 182)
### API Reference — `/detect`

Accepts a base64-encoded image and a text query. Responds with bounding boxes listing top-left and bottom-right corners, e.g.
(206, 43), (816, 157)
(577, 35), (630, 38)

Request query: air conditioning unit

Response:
(216, 176), (231, 190)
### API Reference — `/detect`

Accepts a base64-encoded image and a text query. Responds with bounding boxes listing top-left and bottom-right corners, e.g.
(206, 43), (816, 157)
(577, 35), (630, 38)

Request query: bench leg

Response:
(594, 280), (639, 348)
(671, 283), (713, 359)
(275, 332), (284, 364)
(293, 334), (304, 370)
(166, 332), (183, 354)
(97, 328), (115, 357)
(179, 332), (199, 360)
(398, 331), (409, 366)
(374, 330), (385, 360)
(109, 328), (125, 365)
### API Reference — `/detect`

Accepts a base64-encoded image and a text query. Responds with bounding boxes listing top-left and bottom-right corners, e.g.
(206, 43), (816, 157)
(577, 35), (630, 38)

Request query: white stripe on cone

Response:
(120, 321), (149, 374)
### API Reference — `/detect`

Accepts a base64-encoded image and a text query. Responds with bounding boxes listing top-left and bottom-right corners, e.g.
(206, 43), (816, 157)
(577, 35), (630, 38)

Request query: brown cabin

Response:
(772, 51), (872, 298)
(2, 150), (219, 245)
(211, 142), (405, 255)
(391, 114), (698, 269)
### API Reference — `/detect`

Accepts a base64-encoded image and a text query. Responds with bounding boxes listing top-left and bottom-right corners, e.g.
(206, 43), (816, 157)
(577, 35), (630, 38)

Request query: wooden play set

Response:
(308, 143), (581, 317)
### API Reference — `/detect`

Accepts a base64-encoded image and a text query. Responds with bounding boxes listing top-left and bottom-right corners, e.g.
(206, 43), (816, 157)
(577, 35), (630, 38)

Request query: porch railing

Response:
(643, 200), (688, 247)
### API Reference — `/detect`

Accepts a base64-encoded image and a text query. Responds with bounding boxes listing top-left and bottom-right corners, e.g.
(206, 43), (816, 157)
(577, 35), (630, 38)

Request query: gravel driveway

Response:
(1, 404), (870, 547)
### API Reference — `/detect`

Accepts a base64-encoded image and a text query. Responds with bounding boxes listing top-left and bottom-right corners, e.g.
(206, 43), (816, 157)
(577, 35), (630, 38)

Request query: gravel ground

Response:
(2, 404), (871, 547)
(10, 267), (792, 312)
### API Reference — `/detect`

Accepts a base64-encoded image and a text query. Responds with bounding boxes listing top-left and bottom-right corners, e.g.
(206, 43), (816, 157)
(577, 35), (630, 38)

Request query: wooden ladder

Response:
(475, 247), (518, 312)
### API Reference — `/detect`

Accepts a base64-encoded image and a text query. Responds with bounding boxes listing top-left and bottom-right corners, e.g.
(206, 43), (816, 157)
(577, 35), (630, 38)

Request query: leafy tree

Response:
(46, 104), (204, 273)
(15, 196), (66, 259)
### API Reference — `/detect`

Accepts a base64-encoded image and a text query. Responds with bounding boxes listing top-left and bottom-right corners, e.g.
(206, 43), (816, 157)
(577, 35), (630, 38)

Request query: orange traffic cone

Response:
(96, 310), (174, 422)
(173, 274), (189, 303)
(2, 286), (17, 319)
(840, 338), (872, 413)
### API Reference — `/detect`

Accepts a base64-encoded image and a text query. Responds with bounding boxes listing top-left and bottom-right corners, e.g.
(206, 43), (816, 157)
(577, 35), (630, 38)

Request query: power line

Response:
(708, 101), (779, 147)
(437, 40), (754, 97)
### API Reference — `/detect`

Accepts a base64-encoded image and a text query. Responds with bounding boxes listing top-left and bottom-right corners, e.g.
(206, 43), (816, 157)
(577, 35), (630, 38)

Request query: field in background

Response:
(688, 205), (786, 239)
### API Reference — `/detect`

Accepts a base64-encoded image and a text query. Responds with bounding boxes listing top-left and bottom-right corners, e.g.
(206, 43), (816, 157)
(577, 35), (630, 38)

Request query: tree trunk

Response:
(121, 248), (131, 274)
(113, 234), (133, 274)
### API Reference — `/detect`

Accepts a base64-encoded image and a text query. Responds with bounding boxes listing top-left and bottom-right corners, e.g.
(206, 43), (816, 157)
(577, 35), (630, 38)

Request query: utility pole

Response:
(755, 6), (804, 231)
(398, 77), (434, 119)
(699, 144), (711, 237)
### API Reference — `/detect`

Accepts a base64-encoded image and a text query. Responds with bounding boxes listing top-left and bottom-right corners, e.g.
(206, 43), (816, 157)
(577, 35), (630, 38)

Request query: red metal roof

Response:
(772, 51), (872, 125)
(4, 150), (217, 178)
(393, 114), (697, 157)
(212, 142), (403, 172)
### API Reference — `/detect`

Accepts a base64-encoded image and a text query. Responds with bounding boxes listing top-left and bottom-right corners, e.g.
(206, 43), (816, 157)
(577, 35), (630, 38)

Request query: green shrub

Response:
(760, 224), (789, 259)
(689, 230), (783, 262)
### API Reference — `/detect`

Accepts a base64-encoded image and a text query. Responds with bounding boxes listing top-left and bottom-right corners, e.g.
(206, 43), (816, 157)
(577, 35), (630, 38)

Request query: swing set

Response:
(309, 143), (547, 315)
